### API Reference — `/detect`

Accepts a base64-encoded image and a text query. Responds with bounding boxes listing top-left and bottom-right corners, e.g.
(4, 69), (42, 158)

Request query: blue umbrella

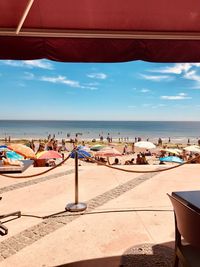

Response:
(70, 149), (91, 159)
(159, 156), (183, 164)
(6, 151), (24, 160)
(0, 145), (9, 151)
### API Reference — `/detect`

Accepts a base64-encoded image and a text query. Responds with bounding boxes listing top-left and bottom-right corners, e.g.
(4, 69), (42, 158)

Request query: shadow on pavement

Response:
(55, 242), (174, 267)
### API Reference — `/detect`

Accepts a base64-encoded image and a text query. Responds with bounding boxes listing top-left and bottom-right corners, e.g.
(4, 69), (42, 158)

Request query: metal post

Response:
(75, 150), (78, 204)
(65, 149), (87, 212)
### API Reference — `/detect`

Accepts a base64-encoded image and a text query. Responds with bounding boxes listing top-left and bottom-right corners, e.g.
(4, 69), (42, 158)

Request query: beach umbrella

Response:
(66, 149), (91, 212)
(77, 145), (90, 152)
(159, 156), (183, 164)
(161, 148), (181, 156)
(8, 144), (36, 159)
(134, 141), (156, 150)
(36, 150), (62, 159)
(95, 147), (122, 157)
(90, 144), (105, 151)
(183, 145), (200, 153)
(70, 149), (91, 159)
(6, 151), (24, 160)
(0, 145), (9, 152)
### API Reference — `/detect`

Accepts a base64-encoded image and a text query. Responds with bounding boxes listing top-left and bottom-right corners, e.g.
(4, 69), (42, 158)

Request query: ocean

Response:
(0, 120), (200, 143)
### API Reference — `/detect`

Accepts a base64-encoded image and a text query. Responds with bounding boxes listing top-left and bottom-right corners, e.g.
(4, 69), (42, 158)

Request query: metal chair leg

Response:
(0, 211), (21, 220)
(0, 222), (8, 235)
(0, 211), (21, 235)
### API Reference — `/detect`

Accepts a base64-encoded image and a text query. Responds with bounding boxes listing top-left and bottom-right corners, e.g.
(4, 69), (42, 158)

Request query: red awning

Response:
(1, 0), (200, 62)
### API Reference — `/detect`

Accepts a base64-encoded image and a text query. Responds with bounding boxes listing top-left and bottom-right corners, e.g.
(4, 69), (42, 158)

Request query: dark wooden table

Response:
(172, 190), (200, 213)
(0, 160), (33, 173)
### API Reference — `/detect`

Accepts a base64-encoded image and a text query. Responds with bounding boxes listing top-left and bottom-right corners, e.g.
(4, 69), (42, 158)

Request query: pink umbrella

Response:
(95, 147), (122, 157)
(36, 151), (62, 159)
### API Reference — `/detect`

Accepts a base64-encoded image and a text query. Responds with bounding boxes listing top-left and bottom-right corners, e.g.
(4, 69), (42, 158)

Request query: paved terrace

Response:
(0, 163), (200, 266)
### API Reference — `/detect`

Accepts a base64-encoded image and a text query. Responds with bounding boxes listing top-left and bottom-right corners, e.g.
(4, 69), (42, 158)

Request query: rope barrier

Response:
(79, 151), (200, 174)
(0, 148), (199, 179)
(0, 154), (71, 179)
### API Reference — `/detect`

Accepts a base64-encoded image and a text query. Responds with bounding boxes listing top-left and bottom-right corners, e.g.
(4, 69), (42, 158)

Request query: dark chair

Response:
(168, 193), (200, 267)
(0, 196), (21, 235)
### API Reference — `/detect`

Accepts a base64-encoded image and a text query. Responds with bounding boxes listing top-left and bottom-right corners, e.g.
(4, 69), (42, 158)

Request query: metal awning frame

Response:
(1, 28), (200, 40)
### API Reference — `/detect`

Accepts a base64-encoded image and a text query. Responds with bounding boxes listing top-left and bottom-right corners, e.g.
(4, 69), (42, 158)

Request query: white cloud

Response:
(150, 63), (192, 74)
(23, 60), (53, 70)
(183, 70), (200, 82)
(160, 93), (192, 100)
(24, 72), (35, 80)
(4, 60), (53, 70)
(40, 75), (98, 90)
(41, 75), (80, 87)
(150, 63), (200, 75)
(140, 74), (172, 82)
(140, 88), (150, 93)
(87, 73), (107, 79)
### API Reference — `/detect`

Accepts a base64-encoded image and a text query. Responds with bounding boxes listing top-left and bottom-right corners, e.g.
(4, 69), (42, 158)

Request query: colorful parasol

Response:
(36, 150), (62, 159)
(8, 144), (36, 159)
(95, 147), (122, 157)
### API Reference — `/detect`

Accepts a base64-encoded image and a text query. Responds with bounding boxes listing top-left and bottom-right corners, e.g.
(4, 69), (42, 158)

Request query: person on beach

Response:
(182, 150), (188, 161)
(53, 140), (58, 151)
(123, 144), (128, 155)
(136, 154), (142, 164)
(30, 140), (35, 151)
(141, 153), (148, 165)
(125, 158), (135, 165)
(0, 151), (7, 160)
(47, 139), (54, 150)
(131, 142), (135, 153)
(112, 158), (120, 165)
(158, 138), (162, 147)
(36, 142), (45, 154)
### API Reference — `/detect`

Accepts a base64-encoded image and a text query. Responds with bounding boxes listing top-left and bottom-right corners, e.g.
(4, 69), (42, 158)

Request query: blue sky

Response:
(0, 59), (200, 121)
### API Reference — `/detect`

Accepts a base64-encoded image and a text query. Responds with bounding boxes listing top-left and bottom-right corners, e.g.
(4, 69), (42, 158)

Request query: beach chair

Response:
(168, 194), (200, 267)
(0, 196), (21, 235)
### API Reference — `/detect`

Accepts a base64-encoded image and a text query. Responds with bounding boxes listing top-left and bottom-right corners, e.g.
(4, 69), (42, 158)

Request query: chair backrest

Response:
(168, 193), (200, 249)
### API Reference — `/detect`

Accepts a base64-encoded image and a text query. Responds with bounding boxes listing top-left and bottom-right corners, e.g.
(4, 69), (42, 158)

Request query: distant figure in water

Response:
(187, 138), (190, 145)
(168, 137), (171, 143)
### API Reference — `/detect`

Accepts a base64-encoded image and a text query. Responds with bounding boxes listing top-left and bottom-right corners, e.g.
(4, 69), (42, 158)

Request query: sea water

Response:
(0, 120), (200, 143)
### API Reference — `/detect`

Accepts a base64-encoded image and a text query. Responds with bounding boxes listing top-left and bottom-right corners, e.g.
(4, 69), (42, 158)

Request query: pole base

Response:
(65, 202), (87, 212)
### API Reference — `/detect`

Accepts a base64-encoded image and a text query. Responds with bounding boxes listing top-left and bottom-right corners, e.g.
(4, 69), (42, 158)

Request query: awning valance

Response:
(1, 0), (200, 62)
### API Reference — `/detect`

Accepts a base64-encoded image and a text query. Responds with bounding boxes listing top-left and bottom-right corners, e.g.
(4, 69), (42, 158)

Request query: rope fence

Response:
(0, 149), (199, 179)
(79, 151), (200, 173)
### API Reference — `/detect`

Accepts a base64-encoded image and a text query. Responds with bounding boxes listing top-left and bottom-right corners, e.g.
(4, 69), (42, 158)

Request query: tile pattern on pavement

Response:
(0, 171), (158, 261)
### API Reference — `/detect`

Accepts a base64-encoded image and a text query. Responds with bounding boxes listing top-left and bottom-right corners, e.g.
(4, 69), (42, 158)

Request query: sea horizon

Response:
(0, 120), (200, 143)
